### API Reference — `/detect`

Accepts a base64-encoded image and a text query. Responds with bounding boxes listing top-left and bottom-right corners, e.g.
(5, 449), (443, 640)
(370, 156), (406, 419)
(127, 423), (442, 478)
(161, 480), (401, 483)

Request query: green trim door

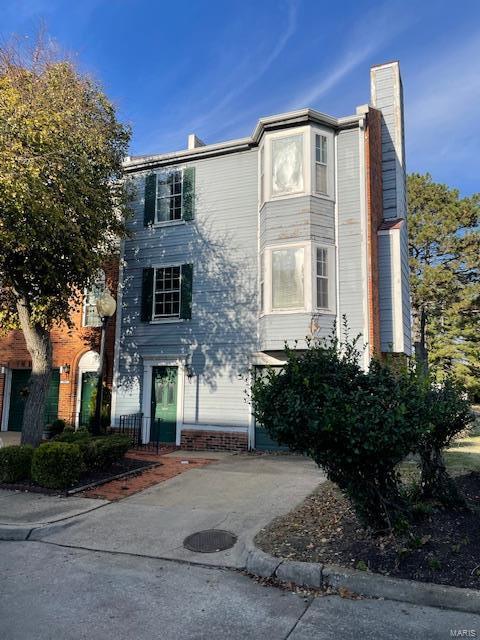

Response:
(80, 372), (99, 427)
(151, 366), (177, 443)
(8, 369), (60, 431)
(253, 365), (288, 451)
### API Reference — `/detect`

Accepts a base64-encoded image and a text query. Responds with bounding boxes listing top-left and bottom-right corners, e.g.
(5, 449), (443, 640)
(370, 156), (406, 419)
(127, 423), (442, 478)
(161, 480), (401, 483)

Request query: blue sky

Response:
(2, 0), (480, 196)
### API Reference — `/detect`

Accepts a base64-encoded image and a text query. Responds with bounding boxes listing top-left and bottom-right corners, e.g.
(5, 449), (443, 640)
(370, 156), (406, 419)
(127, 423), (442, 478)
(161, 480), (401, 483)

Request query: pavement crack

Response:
(284, 597), (313, 640)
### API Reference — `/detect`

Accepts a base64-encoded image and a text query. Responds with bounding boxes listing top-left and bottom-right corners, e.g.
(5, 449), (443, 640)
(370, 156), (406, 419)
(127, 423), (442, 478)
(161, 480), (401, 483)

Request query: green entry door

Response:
(8, 369), (60, 431)
(253, 365), (288, 451)
(80, 372), (99, 428)
(151, 366), (177, 443)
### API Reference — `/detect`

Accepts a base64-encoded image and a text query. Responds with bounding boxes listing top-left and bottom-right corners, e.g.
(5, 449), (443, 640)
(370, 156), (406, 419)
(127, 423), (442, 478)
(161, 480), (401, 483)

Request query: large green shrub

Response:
(418, 377), (474, 506)
(0, 445), (34, 483)
(250, 334), (425, 531)
(84, 435), (132, 471)
(54, 430), (131, 471)
(31, 443), (83, 489)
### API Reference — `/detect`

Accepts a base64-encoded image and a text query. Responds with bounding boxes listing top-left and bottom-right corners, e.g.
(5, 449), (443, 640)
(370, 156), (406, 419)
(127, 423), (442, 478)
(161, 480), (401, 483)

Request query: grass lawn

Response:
(444, 405), (480, 475)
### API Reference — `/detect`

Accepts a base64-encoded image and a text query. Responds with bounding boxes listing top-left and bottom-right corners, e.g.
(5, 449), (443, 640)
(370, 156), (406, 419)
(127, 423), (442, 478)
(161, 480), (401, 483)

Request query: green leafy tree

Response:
(0, 37), (131, 446)
(408, 173), (480, 397)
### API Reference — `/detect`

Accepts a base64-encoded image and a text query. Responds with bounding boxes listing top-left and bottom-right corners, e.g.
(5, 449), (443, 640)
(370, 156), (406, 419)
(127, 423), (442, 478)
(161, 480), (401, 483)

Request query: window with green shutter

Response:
(143, 167), (195, 226)
(141, 264), (193, 322)
(180, 264), (193, 319)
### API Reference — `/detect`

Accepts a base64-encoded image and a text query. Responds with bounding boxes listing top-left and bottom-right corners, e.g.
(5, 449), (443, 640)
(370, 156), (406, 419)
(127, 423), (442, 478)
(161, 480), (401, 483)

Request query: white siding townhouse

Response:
(111, 61), (411, 451)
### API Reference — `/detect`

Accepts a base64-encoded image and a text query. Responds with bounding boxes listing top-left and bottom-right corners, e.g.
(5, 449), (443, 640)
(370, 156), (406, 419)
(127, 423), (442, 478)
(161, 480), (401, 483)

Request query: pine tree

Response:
(408, 173), (480, 398)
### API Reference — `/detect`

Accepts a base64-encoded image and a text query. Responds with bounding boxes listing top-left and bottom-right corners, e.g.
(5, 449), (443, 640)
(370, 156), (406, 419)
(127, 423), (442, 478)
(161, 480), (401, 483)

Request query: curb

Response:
(0, 517), (82, 542)
(0, 524), (33, 541)
(245, 546), (480, 614)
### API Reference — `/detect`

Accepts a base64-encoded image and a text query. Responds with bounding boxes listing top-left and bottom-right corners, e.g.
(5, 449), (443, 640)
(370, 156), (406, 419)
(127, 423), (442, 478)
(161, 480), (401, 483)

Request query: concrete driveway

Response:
(32, 453), (322, 567)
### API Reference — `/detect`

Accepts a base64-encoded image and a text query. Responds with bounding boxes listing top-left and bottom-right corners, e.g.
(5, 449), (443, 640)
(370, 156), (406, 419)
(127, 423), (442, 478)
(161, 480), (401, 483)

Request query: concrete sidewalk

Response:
(31, 453), (322, 567)
(0, 489), (108, 539)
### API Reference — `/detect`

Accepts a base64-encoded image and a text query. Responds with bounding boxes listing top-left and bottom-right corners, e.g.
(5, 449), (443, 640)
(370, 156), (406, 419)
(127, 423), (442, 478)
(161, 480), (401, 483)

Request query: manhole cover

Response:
(183, 529), (237, 553)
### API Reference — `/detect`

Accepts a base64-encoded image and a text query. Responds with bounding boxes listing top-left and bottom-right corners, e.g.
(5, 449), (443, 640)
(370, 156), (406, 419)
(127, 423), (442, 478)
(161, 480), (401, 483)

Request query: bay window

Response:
(271, 134), (304, 196)
(272, 247), (304, 309)
(261, 242), (335, 315)
(315, 134), (328, 195)
(316, 247), (329, 309)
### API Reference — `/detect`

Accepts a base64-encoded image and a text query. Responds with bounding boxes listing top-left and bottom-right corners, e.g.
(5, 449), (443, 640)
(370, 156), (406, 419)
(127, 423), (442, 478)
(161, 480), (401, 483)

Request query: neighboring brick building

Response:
(0, 260), (118, 433)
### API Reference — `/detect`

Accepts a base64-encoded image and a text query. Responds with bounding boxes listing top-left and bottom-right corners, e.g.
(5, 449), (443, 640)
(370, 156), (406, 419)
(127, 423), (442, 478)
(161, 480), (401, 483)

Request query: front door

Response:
(8, 369), (60, 431)
(150, 366), (177, 443)
(80, 372), (99, 428)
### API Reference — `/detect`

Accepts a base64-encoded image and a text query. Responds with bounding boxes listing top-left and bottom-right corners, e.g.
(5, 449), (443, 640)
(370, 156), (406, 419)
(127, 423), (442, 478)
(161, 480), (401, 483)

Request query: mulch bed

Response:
(82, 452), (216, 500)
(0, 456), (157, 496)
(255, 473), (480, 590)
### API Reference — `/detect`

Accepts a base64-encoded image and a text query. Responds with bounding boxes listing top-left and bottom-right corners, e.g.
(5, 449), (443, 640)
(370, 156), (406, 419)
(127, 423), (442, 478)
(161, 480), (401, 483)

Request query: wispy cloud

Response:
(407, 32), (480, 139)
(186, 0), (298, 135)
(405, 31), (480, 192)
(286, 2), (412, 110)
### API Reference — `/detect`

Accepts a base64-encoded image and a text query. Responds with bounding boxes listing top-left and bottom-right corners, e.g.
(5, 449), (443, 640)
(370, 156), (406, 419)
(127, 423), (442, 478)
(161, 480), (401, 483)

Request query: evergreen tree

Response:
(408, 173), (480, 398)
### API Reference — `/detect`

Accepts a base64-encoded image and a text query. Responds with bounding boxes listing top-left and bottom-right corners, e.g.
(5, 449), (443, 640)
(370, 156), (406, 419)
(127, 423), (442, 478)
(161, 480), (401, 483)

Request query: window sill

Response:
(312, 192), (334, 203)
(150, 318), (185, 325)
(153, 220), (186, 229)
(264, 308), (308, 315)
(314, 308), (336, 315)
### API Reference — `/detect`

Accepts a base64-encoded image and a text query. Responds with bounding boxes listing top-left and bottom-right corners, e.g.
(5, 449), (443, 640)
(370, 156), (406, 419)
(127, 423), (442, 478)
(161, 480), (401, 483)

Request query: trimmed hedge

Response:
(31, 442), (84, 489)
(54, 430), (132, 471)
(0, 445), (34, 483)
(83, 435), (132, 471)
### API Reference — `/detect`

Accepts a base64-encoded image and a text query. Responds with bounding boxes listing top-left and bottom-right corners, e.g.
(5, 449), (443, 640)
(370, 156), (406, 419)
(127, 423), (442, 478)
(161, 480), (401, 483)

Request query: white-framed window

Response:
(259, 145), (265, 205)
(315, 134), (328, 195)
(316, 247), (329, 309)
(153, 266), (181, 319)
(261, 242), (335, 315)
(260, 252), (265, 313)
(271, 133), (304, 197)
(271, 246), (305, 310)
(83, 270), (106, 327)
(156, 170), (183, 223)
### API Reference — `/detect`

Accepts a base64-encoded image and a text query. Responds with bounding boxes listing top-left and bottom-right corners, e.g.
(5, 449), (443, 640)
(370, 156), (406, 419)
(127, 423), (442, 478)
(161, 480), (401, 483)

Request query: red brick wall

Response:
(364, 108), (383, 357)
(180, 429), (248, 452)
(0, 258), (118, 426)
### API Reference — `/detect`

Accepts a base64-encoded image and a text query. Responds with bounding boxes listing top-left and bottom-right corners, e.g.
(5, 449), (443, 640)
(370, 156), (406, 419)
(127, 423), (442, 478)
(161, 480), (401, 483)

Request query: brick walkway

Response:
(83, 451), (216, 501)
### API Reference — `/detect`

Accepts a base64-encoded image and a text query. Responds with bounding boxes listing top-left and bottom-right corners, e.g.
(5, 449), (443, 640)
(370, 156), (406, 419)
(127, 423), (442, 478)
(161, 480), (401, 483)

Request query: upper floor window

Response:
(154, 266), (181, 319)
(271, 134), (304, 197)
(83, 270), (106, 327)
(144, 167), (195, 226)
(315, 134), (327, 195)
(272, 247), (304, 310)
(316, 247), (329, 309)
(140, 264), (193, 322)
(156, 171), (183, 222)
(259, 146), (265, 205)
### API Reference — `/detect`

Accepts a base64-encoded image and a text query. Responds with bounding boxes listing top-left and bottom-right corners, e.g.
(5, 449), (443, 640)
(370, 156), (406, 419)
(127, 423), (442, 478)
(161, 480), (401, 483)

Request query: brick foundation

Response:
(180, 429), (248, 452)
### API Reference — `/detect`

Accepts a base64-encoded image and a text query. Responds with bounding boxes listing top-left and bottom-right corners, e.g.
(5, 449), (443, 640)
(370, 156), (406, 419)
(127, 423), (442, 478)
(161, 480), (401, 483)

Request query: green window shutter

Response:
(180, 264), (193, 319)
(182, 167), (195, 221)
(144, 173), (157, 226)
(141, 268), (154, 322)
